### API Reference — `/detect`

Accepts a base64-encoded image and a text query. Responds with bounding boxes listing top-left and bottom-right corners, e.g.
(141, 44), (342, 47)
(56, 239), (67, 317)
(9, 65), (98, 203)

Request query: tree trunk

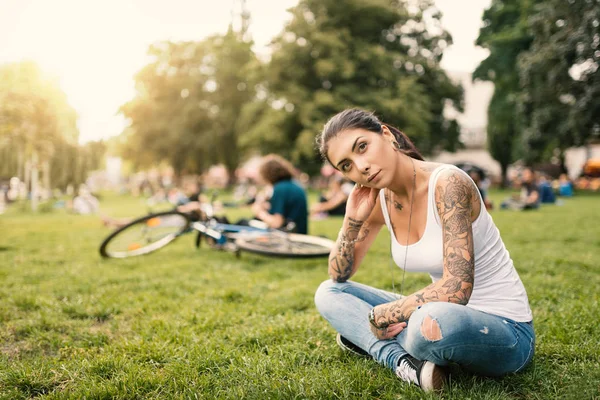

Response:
(43, 160), (51, 200)
(31, 152), (39, 211)
(558, 150), (568, 176)
(24, 158), (31, 200)
(17, 148), (24, 181)
(501, 163), (509, 188)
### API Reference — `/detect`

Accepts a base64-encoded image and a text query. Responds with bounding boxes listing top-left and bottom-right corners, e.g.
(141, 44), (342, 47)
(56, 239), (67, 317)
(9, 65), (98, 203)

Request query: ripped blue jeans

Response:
(314, 280), (535, 376)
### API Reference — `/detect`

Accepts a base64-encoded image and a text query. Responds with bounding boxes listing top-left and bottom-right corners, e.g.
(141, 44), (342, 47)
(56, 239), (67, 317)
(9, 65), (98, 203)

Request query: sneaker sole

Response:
(336, 334), (370, 357)
(420, 361), (446, 392)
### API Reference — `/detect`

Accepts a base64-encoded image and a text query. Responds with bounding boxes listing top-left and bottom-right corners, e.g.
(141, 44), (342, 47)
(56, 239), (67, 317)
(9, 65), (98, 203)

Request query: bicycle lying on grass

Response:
(99, 206), (336, 259)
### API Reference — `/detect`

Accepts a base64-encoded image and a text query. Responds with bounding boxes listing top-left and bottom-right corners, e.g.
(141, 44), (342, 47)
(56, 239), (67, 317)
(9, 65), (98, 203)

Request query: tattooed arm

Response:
(328, 194), (384, 283)
(370, 170), (480, 335)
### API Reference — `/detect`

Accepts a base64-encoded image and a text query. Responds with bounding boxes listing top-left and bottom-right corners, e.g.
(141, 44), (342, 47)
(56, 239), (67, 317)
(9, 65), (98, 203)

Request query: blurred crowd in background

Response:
(2, 154), (598, 218)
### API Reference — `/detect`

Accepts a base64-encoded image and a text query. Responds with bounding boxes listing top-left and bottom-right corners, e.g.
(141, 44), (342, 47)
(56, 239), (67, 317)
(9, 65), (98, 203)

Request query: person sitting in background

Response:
(501, 168), (540, 210)
(174, 179), (208, 218)
(467, 170), (493, 210)
(537, 174), (556, 204)
(250, 154), (308, 234)
(311, 174), (353, 218)
(71, 185), (100, 215)
(558, 174), (574, 197)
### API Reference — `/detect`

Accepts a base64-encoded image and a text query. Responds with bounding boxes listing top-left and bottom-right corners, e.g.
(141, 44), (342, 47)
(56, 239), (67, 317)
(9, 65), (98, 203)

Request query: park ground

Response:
(0, 190), (599, 399)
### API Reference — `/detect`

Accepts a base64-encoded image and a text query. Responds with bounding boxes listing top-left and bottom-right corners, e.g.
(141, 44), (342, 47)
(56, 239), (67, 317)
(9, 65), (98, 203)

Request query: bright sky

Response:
(0, 0), (490, 143)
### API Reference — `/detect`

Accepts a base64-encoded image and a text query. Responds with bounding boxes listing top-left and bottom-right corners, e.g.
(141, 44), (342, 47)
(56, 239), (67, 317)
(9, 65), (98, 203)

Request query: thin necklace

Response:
(388, 157), (417, 296)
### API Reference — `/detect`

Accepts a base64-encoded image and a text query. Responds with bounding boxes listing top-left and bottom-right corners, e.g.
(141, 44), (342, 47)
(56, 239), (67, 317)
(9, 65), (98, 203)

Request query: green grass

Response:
(0, 191), (599, 399)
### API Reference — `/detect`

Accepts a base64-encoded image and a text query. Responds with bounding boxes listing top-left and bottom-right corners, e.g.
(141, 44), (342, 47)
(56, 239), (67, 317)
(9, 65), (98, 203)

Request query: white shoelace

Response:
(395, 359), (419, 385)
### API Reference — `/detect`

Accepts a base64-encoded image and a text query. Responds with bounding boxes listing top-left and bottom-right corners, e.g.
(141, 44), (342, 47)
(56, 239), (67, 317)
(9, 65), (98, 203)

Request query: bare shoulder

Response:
(418, 161), (445, 173)
(434, 168), (481, 219)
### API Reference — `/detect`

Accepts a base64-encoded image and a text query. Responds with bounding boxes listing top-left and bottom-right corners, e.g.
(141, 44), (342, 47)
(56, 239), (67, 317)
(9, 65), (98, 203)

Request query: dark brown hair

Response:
(317, 108), (424, 165)
(259, 154), (297, 184)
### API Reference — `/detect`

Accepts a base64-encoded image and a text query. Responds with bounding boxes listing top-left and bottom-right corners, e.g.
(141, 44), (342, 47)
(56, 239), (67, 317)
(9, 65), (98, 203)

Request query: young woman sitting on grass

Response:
(314, 109), (534, 392)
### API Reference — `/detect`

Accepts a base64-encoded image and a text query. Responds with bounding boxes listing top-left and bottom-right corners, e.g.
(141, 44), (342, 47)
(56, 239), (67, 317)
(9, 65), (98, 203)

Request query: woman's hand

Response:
(370, 321), (407, 340)
(368, 303), (407, 340)
(346, 184), (380, 221)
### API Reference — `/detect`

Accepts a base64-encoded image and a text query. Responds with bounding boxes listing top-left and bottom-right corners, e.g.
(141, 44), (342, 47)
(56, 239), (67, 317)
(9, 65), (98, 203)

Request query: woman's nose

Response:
(356, 160), (370, 174)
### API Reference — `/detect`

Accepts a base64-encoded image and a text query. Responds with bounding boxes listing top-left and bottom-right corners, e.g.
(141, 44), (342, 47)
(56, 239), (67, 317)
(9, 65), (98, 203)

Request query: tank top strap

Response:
(379, 189), (392, 229)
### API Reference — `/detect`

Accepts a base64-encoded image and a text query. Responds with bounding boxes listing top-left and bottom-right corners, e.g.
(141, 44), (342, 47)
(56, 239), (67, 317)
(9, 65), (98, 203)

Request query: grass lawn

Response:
(0, 190), (599, 399)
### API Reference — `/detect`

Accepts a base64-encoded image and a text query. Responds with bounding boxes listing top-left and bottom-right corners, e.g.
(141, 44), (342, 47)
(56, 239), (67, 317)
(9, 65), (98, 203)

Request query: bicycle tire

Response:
(99, 211), (190, 258)
(234, 232), (335, 258)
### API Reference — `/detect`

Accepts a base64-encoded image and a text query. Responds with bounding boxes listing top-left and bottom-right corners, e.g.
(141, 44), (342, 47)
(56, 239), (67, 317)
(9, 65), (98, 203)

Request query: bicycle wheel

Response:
(99, 211), (190, 258)
(234, 232), (335, 258)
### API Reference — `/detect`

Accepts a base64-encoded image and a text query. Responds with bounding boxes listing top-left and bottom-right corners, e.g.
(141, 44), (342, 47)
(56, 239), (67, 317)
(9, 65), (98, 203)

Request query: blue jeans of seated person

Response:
(314, 279), (535, 377)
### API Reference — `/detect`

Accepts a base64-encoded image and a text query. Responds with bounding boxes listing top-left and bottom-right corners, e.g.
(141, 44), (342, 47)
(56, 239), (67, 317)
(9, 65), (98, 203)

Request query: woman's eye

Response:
(342, 162), (351, 172)
(358, 142), (367, 151)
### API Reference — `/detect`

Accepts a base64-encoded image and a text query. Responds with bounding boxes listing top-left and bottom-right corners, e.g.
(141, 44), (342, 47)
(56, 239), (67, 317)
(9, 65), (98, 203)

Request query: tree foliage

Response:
(474, 0), (539, 183)
(518, 0), (600, 163)
(240, 0), (463, 171)
(0, 61), (98, 189)
(475, 0), (600, 175)
(120, 29), (256, 177)
(0, 62), (78, 159)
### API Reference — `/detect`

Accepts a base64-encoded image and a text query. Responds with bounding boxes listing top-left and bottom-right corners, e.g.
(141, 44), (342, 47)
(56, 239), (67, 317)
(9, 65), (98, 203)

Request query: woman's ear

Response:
(381, 125), (394, 140)
(381, 125), (398, 148)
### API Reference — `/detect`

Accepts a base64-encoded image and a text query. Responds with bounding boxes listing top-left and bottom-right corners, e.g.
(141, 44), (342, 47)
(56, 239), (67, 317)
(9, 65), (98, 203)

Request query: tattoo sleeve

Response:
(328, 217), (370, 283)
(371, 171), (477, 328)
(435, 171), (475, 305)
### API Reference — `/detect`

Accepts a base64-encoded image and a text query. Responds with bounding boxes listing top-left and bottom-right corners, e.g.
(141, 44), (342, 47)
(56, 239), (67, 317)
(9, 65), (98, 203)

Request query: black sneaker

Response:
(336, 333), (370, 358)
(395, 355), (446, 392)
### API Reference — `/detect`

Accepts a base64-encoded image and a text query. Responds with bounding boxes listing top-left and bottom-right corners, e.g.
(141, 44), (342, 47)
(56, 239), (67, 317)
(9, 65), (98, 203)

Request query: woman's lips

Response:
(367, 170), (380, 182)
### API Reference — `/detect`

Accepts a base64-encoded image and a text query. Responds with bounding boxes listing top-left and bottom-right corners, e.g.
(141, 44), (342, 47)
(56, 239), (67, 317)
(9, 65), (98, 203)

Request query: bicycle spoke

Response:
(100, 212), (189, 258)
(234, 232), (335, 258)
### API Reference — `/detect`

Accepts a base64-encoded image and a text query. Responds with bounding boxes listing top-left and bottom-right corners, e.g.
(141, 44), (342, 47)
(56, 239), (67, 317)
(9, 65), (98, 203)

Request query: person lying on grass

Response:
(314, 108), (535, 392)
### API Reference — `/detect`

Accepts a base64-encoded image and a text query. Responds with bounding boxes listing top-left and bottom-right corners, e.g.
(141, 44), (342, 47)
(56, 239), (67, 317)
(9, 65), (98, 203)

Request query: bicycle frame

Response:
(192, 221), (268, 246)
(99, 208), (333, 259)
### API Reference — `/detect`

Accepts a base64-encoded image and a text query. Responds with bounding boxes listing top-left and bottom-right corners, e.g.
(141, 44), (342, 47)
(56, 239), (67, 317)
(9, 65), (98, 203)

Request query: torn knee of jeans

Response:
(420, 315), (443, 341)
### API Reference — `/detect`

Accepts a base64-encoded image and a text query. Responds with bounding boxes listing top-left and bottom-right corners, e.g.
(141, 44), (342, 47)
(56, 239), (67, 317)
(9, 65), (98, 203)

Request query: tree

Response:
(475, 0), (600, 178)
(0, 63), (76, 164)
(0, 61), (81, 205)
(239, 0), (462, 172)
(518, 0), (600, 165)
(120, 28), (256, 178)
(473, 0), (539, 185)
(120, 40), (215, 176)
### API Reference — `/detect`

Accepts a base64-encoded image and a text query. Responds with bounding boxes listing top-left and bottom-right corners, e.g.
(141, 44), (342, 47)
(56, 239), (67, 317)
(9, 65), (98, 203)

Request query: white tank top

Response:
(380, 164), (533, 322)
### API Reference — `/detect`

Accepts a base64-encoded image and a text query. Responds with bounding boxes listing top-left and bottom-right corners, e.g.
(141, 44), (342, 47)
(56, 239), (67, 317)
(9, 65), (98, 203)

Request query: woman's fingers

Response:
(370, 322), (406, 340)
(385, 322), (406, 337)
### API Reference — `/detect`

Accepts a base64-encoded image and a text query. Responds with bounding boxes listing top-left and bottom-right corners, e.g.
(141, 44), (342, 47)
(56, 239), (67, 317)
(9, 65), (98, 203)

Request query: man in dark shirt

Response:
(501, 168), (540, 210)
(251, 154), (308, 234)
(520, 168), (540, 209)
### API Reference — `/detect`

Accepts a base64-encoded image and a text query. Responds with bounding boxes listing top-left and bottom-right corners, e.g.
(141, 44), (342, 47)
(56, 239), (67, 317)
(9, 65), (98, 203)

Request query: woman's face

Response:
(326, 127), (397, 188)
